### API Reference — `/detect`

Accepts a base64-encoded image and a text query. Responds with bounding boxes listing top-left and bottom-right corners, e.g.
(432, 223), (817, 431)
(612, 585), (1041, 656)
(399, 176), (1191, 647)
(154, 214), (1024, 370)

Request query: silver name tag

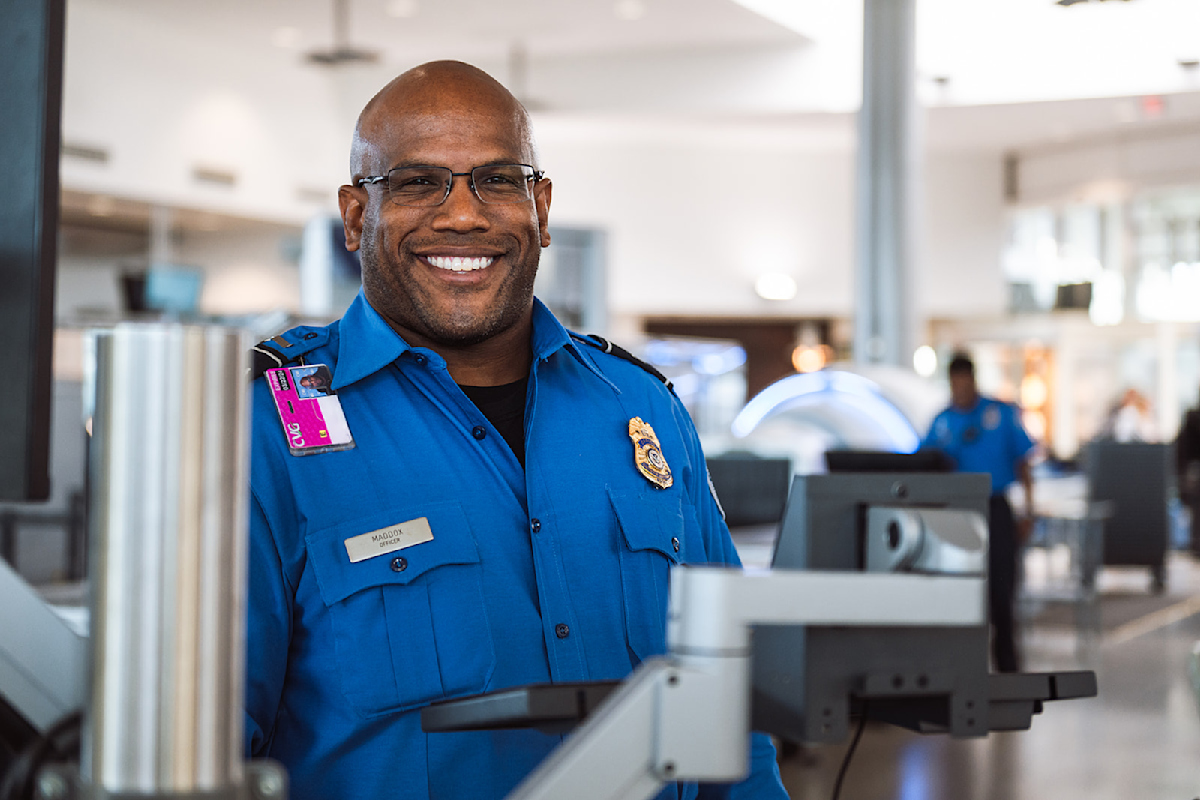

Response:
(344, 517), (434, 563)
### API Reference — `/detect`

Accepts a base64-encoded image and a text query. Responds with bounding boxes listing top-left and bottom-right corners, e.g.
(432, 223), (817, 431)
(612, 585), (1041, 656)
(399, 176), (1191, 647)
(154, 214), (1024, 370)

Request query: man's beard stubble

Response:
(358, 232), (540, 349)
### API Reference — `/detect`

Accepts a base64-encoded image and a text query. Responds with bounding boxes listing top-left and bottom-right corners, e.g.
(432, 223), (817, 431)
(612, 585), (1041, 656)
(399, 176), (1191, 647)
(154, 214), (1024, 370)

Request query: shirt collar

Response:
(331, 290), (411, 390)
(529, 299), (615, 390)
(331, 291), (607, 390)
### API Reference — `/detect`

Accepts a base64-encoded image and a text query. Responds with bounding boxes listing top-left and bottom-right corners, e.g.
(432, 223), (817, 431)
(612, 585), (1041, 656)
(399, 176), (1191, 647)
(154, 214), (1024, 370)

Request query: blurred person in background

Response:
(1176, 389), (1200, 553)
(1101, 388), (1158, 443)
(922, 352), (1035, 673)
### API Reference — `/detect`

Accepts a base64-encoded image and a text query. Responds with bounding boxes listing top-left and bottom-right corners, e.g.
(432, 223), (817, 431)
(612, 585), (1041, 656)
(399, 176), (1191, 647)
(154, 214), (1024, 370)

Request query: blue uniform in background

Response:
(245, 292), (786, 800)
(923, 395), (1034, 672)
(923, 397), (1033, 496)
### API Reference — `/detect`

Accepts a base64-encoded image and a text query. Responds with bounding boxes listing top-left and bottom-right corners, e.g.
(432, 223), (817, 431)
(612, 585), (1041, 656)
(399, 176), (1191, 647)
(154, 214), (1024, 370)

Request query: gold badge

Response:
(628, 417), (673, 489)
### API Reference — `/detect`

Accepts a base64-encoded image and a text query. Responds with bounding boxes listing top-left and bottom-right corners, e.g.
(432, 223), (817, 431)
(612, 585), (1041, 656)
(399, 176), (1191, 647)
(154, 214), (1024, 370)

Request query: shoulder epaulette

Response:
(249, 329), (329, 380)
(570, 332), (673, 391)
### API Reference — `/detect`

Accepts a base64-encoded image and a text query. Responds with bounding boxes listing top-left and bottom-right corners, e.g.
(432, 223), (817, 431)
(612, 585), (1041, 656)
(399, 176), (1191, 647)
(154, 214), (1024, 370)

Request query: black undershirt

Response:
(458, 377), (529, 468)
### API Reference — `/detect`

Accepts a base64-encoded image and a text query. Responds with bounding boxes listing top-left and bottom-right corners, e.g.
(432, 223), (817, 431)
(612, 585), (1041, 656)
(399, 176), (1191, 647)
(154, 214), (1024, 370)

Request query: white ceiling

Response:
(70, 0), (1200, 156)
(81, 0), (801, 63)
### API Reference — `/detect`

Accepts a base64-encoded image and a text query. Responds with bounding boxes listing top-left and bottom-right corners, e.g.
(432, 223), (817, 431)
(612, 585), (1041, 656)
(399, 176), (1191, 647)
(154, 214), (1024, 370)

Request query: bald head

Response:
(336, 59), (553, 366)
(350, 60), (538, 180)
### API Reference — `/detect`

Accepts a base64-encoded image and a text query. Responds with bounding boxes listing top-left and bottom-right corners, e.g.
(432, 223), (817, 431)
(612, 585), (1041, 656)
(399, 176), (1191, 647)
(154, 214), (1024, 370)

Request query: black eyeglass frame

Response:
(355, 163), (547, 207)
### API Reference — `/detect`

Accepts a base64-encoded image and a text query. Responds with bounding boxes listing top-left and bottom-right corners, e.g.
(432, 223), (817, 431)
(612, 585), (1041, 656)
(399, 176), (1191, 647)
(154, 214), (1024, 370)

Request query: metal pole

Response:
(84, 324), (249, 794)
(854, 0), (920, 367)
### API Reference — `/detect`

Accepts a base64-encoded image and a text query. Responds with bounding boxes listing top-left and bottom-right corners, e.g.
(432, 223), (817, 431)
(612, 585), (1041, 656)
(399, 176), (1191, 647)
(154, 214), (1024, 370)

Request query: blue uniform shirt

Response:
(922, 396), (1035, 494)
(245, 292), (786, 800)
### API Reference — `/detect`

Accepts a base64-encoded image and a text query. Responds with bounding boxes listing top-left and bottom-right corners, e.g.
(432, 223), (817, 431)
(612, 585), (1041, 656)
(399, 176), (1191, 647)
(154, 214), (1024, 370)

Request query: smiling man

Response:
(244, 61), (787, 800)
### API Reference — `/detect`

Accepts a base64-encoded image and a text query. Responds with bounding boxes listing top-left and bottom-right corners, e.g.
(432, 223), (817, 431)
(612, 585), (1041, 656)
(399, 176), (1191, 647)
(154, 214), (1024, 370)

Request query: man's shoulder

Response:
(980, 395), (1020, 419)
(931, 404), (962, 426)
(250, 322), (339, 380)
(567, 332), (674, 394)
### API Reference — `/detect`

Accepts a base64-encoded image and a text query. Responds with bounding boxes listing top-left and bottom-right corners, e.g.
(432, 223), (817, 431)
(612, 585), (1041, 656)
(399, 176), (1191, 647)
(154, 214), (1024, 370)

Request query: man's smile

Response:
(422, 254), (496, 272)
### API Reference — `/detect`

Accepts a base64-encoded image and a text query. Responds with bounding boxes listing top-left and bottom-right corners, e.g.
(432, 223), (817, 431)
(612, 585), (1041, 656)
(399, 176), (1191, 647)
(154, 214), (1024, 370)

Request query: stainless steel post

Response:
(854, 0), (920, 367)
(85, 324), (249, 794)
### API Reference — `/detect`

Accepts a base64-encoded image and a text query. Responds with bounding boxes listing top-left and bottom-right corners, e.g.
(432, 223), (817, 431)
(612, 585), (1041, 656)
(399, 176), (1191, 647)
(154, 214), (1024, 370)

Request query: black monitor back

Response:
(751, 472), (991, 743)
(706, 453), (791, 527)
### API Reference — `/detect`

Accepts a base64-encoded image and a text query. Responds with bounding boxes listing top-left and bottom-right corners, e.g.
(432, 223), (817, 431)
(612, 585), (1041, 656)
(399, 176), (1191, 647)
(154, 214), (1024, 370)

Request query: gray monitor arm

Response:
(506, 567), (988, 800)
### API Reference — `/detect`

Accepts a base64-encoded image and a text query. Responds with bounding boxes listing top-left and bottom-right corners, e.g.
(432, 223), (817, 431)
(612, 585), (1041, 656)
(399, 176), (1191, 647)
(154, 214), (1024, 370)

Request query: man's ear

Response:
(337, 185), (365, 252)
(534, 179), (552, 248)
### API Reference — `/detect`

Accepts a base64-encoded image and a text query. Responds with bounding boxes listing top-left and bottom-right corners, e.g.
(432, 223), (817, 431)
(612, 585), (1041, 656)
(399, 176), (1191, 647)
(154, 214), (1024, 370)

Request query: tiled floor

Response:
(773, 553), (1200, 800)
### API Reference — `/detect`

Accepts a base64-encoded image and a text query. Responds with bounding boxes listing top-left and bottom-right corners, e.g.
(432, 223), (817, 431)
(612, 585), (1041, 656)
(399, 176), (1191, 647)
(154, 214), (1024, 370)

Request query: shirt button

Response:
(390, 557), (407, 572)
(672, 537), (680, 553)
(413, 353), (427, 366)
(555, 623), (570, 639)
(531, 518), (542, 533)
(472, 426), (487, 440)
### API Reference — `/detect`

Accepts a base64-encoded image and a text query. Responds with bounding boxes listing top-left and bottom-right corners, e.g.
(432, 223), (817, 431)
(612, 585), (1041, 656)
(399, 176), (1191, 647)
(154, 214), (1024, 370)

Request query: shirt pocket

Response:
(608, 485), (684, 663)
(305, 501), (496, 718)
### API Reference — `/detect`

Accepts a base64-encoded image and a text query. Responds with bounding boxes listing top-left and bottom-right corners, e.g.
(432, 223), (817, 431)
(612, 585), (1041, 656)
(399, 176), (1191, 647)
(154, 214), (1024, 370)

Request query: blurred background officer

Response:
(242, 61), (786, 800)
(922, 352), (1035, 673)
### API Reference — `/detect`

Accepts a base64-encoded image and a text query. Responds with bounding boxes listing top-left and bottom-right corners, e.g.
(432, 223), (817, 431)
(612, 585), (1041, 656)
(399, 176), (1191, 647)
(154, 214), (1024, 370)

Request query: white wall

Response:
(1018, 129), (1200, 205)
(539, 127), (1006, 324)
(919, 153), (1008, 321)
(62, 2), (349, 224)
(538, 132), (856, 318)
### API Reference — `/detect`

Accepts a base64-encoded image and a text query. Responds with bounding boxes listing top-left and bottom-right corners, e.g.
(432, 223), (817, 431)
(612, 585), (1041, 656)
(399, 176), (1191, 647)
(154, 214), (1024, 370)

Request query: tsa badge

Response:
(628, 417), (673, 489)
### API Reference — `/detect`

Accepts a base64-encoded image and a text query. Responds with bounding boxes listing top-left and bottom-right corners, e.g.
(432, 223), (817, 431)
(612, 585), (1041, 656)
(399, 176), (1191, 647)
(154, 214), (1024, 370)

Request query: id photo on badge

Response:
(293, 365), (334, 399)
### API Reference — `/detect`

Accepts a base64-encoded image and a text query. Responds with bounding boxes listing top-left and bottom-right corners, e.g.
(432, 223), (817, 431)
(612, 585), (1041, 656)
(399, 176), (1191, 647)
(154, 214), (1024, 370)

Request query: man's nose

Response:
(431, 174), (490, 232)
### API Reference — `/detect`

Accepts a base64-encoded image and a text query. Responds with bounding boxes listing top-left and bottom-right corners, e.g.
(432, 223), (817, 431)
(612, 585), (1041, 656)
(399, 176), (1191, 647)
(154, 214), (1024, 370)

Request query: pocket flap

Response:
(306, 501), (480, 606)
(607, 485), (683, 563)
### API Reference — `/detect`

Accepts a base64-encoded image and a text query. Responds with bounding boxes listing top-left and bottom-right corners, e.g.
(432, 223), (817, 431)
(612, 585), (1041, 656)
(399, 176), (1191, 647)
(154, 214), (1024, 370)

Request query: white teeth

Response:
(427, 255), (495, 272)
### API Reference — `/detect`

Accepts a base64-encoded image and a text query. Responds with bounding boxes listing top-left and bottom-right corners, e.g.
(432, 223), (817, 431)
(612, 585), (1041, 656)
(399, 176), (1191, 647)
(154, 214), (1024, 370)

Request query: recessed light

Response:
(755, 273), (797, 301)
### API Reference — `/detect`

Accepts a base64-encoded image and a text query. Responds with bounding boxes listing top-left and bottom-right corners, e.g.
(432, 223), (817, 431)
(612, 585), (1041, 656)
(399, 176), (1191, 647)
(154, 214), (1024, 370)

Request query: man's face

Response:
(949, 370), (978, 409)
(340, 91), (551, 349)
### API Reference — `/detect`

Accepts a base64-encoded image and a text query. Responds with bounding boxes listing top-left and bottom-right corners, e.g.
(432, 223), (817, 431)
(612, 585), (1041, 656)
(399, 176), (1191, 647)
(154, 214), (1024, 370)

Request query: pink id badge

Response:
(266, 365), (355, 456)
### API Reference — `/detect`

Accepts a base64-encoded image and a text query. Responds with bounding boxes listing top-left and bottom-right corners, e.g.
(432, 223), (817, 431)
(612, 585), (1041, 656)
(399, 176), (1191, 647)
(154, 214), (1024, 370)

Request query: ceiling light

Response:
(754, 273), (797, 301)
(913, 345), (938, 378)
(306, 0), (380, 67)
(386, 0), (419, 18)
(791, 345), (828, 374)
(614, 0), (646, 22)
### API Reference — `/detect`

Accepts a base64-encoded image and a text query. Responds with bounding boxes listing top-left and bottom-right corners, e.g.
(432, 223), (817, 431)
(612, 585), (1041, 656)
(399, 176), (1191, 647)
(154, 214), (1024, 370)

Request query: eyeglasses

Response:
(355, 163), (545, 207)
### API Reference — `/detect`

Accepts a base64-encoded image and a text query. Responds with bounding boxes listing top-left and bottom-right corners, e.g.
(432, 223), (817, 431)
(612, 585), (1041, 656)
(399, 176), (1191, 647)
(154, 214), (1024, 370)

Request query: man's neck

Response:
(392, 316), (534, 387)
(953, 393), (980, 412)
